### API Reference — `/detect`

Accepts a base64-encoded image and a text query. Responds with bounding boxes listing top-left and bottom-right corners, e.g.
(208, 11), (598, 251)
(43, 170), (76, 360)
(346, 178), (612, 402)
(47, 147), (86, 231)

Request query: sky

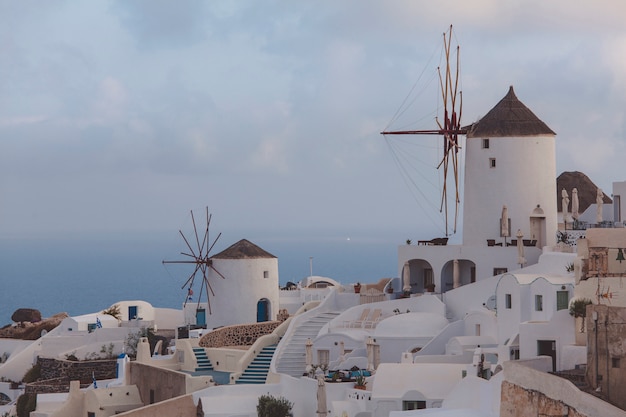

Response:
(1, 1), (625, 246)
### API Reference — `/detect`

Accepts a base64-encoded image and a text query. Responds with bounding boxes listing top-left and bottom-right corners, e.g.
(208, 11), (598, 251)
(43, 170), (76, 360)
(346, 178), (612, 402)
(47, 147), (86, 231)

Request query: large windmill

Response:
(163, 207), (226, 315)
(381, 25), (465, 236)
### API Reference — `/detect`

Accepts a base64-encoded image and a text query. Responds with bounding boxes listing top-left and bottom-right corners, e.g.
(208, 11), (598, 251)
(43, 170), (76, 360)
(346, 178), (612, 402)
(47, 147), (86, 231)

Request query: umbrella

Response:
(366, 337), (374, 372)
(402, 261), (410, 293)
(561, 189), (570, 222)
(596, 188), (604, 223)
(305, 338), (313, 374)
(571, 188), (579, 220)
(516, 229), (526, 267)
(316, 375), (328, 417)
(501, 205), (509, 244)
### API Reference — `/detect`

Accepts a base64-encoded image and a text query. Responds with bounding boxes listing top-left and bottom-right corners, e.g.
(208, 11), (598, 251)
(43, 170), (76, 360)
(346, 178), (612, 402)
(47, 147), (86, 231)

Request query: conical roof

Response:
(556, 171), (611, 214)
(212, 239), (276, 259)
(466, 86), (555, 138)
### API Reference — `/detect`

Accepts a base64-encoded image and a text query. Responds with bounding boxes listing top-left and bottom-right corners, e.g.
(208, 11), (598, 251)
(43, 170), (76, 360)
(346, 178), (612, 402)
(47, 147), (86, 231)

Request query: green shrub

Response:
(257, 394), (293, 417)
(22, 364), (40, 383)
(16, 393), (36, 417)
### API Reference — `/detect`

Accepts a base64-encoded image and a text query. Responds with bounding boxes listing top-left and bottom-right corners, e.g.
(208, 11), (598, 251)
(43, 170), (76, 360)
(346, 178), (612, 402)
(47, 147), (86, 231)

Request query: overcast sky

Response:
(1, 1), (625, 244)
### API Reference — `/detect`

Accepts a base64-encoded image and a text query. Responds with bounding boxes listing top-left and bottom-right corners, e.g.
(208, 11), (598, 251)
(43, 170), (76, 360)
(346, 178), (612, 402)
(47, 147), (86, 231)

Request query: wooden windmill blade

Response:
(162, 207), (227, 315)
(380, 25), (464, 236)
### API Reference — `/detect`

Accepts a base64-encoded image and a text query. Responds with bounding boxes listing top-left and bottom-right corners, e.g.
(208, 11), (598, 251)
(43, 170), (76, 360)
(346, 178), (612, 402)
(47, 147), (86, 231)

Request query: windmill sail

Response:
(381, 25), (464, 236)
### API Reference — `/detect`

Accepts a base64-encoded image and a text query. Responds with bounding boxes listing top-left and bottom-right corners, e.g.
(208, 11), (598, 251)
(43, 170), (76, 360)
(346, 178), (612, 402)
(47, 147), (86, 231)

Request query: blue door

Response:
(196, 309), (206, 326)
(128, 306), (138, 320)
(257, 299), (269, 322)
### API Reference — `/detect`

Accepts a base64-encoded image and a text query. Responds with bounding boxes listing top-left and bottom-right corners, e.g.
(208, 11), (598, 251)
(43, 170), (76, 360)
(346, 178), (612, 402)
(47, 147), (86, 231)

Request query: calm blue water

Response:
(0, 230), (402, 325)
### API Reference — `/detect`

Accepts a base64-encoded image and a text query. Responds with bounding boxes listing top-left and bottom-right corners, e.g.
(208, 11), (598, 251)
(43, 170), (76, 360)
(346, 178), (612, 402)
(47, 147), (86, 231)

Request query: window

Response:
(535, 295), (543, 311)
(475, 324), (481, 336)
(493, 268), (508, 276)
(470, 267), (476, 283)
(263, 271), (269, 278)
(482, 138), (490, 149)
(613, 357), (621, 368)
(505, 294), (512, 309)
(489, 158), (496, 168)
(87, 323), (97, 333)
(403, 401), (426, 410)
(88, 413), (95, 417)
(150, 389), (155, 404)
(424, 268), (434, 287)
(556, 291), (569, 311)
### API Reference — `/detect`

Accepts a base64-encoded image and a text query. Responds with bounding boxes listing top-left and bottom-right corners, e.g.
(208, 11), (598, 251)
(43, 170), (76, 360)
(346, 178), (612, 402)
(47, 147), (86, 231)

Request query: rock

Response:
(11, 308), (42, 323)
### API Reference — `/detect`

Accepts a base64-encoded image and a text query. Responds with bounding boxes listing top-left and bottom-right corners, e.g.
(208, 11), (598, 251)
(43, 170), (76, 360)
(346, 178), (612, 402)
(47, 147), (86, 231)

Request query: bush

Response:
(16, 393), (36, 417)
(257, 394), (293, 417)
(22, 364), (40, 383)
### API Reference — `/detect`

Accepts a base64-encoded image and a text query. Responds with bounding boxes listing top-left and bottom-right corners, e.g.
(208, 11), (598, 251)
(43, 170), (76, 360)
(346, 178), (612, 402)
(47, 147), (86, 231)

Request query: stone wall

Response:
(199, 321), (280, 348)
(501, 381), (586, 417)
(38, 357), (116, 384)
(501, 360), (625, 417)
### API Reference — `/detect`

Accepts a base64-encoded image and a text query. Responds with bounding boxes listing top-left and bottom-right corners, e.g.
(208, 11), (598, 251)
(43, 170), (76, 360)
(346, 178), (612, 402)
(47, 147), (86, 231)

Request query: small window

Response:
(150, 389), (155, 404)
(535, 295), (543, 311)
(88, 413), (96, 417)
(556, 291), (569, 311)
(505, 294), (512, 309)
(489, 158), (496, 168)
(403, 400), (426, 410)
(482, 138), (490, 149)
(263, 271), (269, 279)
(475, 324), (481, 336)
(612, 357), (621, 368)
(493, 268), (508, 276)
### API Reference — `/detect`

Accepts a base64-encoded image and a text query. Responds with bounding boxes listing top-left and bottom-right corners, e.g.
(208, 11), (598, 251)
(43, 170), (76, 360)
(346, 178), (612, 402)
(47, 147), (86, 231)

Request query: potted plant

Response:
(425, 283), (436, 293)
(354, 282), (362, 294)
(354, 374), (367, 390)
(569, 298), (593, 332)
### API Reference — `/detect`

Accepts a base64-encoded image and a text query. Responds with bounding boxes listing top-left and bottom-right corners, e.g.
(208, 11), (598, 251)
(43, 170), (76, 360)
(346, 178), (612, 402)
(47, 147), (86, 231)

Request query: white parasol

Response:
(561, 189), (570, 222)
(596, 188), (604, 223)
(571, 188), (579, 220)
(316, 375), (328, 417)
(305, 338), (313, 374)
(516, 229), (526, 267)
(501, 205), (509, 244)
(402, 261), (410, 293)
(339, 340), (345, 359)
(366, 337), (375, 372)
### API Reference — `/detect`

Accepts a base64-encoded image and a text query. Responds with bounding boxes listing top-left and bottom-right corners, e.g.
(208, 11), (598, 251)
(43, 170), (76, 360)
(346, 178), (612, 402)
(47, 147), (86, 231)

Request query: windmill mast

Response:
(381, 25), (465, 236)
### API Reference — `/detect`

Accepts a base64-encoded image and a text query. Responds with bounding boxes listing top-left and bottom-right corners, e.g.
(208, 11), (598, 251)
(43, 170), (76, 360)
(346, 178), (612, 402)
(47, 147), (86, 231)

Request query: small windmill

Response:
(163, 207), (226, 314)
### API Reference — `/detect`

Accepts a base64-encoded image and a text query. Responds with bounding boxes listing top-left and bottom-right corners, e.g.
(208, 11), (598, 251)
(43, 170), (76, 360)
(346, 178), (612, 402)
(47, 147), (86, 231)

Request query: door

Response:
(128, 305), (138, 320)
(196, 308), (206, 326)
(257, 299), (269, 322)
(537, 340), (556, 371)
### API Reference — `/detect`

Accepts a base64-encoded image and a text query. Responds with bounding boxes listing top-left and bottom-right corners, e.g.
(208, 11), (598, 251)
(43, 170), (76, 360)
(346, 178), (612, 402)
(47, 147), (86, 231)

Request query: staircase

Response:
(235, 344), (277, 384)
(193, 347), (214, 372)
(275, 311), (341, 378)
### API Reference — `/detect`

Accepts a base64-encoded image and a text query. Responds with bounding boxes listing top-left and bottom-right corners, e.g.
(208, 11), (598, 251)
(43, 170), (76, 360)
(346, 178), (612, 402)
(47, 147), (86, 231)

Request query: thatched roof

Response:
(212, 239), (276, 259)
(556, 171), (611, 214)
(465, 86), (556, 138)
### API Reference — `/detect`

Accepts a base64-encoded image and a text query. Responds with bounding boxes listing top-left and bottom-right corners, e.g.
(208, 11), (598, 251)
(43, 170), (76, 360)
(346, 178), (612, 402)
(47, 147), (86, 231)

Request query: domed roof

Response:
(374, 312), (448, 337)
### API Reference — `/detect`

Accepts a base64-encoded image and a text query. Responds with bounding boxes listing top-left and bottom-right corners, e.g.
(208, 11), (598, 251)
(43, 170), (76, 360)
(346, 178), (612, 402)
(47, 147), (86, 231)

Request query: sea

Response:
(0, 229), (406, 325)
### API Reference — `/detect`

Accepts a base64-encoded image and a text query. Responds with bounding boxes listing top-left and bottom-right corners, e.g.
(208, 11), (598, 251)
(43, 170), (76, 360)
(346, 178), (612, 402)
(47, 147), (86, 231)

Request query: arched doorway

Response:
(257, 299), (270, 322)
